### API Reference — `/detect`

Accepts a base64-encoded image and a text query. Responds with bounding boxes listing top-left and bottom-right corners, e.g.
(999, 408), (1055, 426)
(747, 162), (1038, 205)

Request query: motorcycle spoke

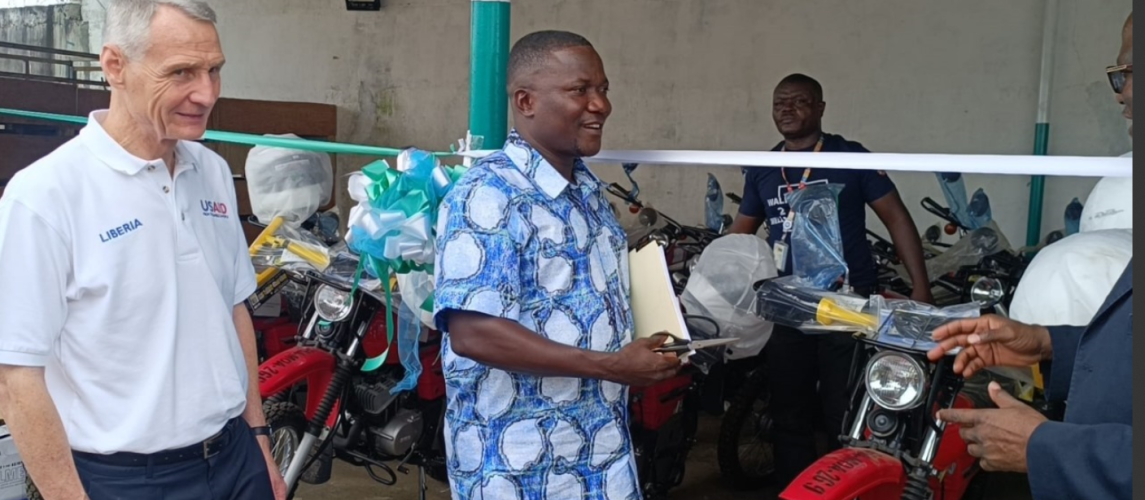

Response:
(272, 428), (300, 476)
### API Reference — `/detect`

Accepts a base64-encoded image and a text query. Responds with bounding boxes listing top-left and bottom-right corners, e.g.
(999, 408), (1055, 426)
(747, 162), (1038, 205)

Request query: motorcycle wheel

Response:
(265, 400), (308, 497)
(717, 368), (776, 491)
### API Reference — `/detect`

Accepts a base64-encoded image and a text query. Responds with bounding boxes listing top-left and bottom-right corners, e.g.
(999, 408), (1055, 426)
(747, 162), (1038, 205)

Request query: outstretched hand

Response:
(926, 315), (1052, 378)
(938, 382), (1047, 472)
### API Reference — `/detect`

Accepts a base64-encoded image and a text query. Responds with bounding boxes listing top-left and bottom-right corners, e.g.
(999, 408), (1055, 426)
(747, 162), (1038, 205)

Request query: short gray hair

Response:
(103, 0), (217, 60)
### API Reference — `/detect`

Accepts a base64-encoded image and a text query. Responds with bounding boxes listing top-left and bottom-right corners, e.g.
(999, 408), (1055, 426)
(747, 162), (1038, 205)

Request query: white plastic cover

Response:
(1010, 229), (1133, 326)
(1080, 175), (1133, 232)
(245, 135), (334, 225)
(680, 234), (778, 360)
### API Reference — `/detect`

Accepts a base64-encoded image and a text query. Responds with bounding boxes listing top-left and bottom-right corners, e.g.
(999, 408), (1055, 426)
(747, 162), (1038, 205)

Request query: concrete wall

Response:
(67, 0), (1140, 246)
(0, 3), (88, 78)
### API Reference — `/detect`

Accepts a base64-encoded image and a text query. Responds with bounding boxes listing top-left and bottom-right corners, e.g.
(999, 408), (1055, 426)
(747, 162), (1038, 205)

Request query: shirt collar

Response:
(502, 129), (600, 199)
(79, 110), (199, 176)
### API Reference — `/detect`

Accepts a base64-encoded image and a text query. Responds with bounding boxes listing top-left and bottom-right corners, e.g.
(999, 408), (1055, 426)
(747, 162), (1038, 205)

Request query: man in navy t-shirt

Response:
(729, 73), (932, 488)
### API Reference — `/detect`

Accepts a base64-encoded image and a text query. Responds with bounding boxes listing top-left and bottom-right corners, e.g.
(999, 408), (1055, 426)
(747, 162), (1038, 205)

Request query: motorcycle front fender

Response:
(779, 448), (905, 500)
(258, 346), (337, 422)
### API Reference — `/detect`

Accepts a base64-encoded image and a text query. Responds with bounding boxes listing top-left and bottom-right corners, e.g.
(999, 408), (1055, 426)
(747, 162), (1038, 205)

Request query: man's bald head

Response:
(508, 30), (593, 90)
(1122, 13), (1133, 64)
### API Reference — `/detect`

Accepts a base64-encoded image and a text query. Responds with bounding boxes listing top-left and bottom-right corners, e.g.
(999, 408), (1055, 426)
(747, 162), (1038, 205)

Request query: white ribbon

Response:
(456, 149), (1132, 178)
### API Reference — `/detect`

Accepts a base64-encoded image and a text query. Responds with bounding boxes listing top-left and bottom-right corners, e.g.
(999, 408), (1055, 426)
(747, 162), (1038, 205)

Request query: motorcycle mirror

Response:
(970, 277), (1005, 308)
(925, 225), (941, 243)
(638, 207), (660, 227)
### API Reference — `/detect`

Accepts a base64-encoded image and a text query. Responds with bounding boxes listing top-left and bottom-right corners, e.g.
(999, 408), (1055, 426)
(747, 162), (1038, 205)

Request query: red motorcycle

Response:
(754, 279), (997, 500)
(247, 221), (448, 500)
(776, 337), (988, 500)
(606, 179), (744, 500)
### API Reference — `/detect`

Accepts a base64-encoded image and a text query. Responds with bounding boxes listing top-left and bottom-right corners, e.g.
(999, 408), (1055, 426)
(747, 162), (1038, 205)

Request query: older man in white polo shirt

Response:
(0, 1), (285, 499)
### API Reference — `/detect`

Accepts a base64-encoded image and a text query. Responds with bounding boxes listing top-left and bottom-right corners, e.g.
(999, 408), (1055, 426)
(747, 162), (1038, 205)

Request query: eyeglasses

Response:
(1106, 64), (1133, 94)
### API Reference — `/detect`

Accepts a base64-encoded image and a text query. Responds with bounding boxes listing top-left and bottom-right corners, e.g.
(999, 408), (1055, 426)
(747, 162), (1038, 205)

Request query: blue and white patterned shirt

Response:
(434, 130), (640, 500)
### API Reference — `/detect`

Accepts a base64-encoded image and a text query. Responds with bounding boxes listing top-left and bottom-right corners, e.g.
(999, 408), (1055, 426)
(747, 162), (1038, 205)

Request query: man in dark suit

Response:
(926, 12), (1132, 500)
(926, 260), (1132, 499)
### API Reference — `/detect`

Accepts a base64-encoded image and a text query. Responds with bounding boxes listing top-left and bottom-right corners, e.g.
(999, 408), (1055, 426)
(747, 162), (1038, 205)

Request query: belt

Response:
(73, 417), (243, 467)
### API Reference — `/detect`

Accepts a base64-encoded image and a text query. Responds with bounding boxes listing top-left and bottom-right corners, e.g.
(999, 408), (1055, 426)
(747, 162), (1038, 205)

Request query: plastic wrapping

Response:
(787, 184), (848, 290)
(1064, 197), (1084, 236)
(245, 136), (334, 226)
(249, 217), (333, 275)
(704, 173), (725, 233)
(680, 234), (778, 360)
(935, 173), (992, 230)
(754, 276), (876, 334)
(924, 221), (1012, 280)
(755, 276), (980, 352)
(936, 172), (972, 228)
(869, 296), (979, 351)
(966, 188), (993, 229)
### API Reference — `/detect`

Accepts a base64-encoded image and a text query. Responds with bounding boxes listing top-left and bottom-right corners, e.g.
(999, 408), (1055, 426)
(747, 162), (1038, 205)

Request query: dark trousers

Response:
(766, 324), (865, 488)
(73, 417), (274, 500)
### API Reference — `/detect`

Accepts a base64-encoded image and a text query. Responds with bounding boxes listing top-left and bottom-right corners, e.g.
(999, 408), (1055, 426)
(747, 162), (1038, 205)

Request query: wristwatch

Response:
(251, 425), (272, 438)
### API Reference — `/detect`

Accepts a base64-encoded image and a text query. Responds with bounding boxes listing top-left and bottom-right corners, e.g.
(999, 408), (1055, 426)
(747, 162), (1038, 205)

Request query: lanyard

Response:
(780, 137), (824, 193)
(778, 136), (825, 244)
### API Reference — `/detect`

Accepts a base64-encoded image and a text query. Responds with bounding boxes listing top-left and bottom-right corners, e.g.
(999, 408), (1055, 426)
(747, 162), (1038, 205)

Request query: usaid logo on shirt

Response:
(200, 200), (229, 219)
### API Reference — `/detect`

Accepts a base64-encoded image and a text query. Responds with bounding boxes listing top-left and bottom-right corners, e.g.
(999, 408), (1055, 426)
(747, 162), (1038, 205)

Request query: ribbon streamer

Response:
(0, 108), (453, 158)
(347, 150), (466, 388)
(5, 108), (1128, 177)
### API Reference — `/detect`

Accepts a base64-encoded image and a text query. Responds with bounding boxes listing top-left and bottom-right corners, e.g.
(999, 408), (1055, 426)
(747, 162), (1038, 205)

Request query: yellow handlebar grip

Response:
(249, 216), (286, 256)
(285, 241), (331, 270)
(254, 267), (279, 287)
(816, 298), (877, 329)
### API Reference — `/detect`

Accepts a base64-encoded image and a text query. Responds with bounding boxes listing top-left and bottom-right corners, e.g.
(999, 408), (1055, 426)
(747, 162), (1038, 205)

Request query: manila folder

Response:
(627, 241), (691, 342)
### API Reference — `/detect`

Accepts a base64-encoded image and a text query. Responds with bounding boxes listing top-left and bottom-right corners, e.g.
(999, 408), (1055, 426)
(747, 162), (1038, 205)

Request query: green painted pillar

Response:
(1027, 0), (1058, 248)
(1026, 123), (1050, 247)
(469, 0), (511, 149)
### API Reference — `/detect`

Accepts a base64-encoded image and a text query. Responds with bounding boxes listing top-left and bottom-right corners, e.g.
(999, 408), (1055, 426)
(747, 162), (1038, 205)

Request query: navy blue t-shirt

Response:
(739, 133), (895, 289)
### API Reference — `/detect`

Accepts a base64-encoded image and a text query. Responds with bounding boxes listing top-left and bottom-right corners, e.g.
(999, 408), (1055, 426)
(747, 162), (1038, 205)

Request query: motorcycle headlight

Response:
(865, 351), (928, 411)
(314, 284), (353, 322)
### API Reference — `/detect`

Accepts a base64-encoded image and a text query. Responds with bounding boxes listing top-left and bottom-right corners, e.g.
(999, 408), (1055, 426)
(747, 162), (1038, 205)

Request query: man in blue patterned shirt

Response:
(433, 31), (682, 500)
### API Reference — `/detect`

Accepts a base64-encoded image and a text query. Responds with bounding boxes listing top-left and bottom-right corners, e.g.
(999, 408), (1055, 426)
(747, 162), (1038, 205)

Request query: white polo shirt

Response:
(0, 110), (256, 454)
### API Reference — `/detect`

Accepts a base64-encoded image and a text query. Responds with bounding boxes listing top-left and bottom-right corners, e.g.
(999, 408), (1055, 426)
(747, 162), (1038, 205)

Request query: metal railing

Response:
(0, 41), (107, 88)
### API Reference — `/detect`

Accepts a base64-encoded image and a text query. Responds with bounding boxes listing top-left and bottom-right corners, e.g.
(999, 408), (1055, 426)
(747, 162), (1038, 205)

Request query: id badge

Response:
(773, 241), (789, 272)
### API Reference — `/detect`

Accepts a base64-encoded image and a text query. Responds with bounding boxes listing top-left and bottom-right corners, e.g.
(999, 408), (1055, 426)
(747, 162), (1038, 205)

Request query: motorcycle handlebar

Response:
(920, 197), (967, 230)
(606, 182), (641, 206)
